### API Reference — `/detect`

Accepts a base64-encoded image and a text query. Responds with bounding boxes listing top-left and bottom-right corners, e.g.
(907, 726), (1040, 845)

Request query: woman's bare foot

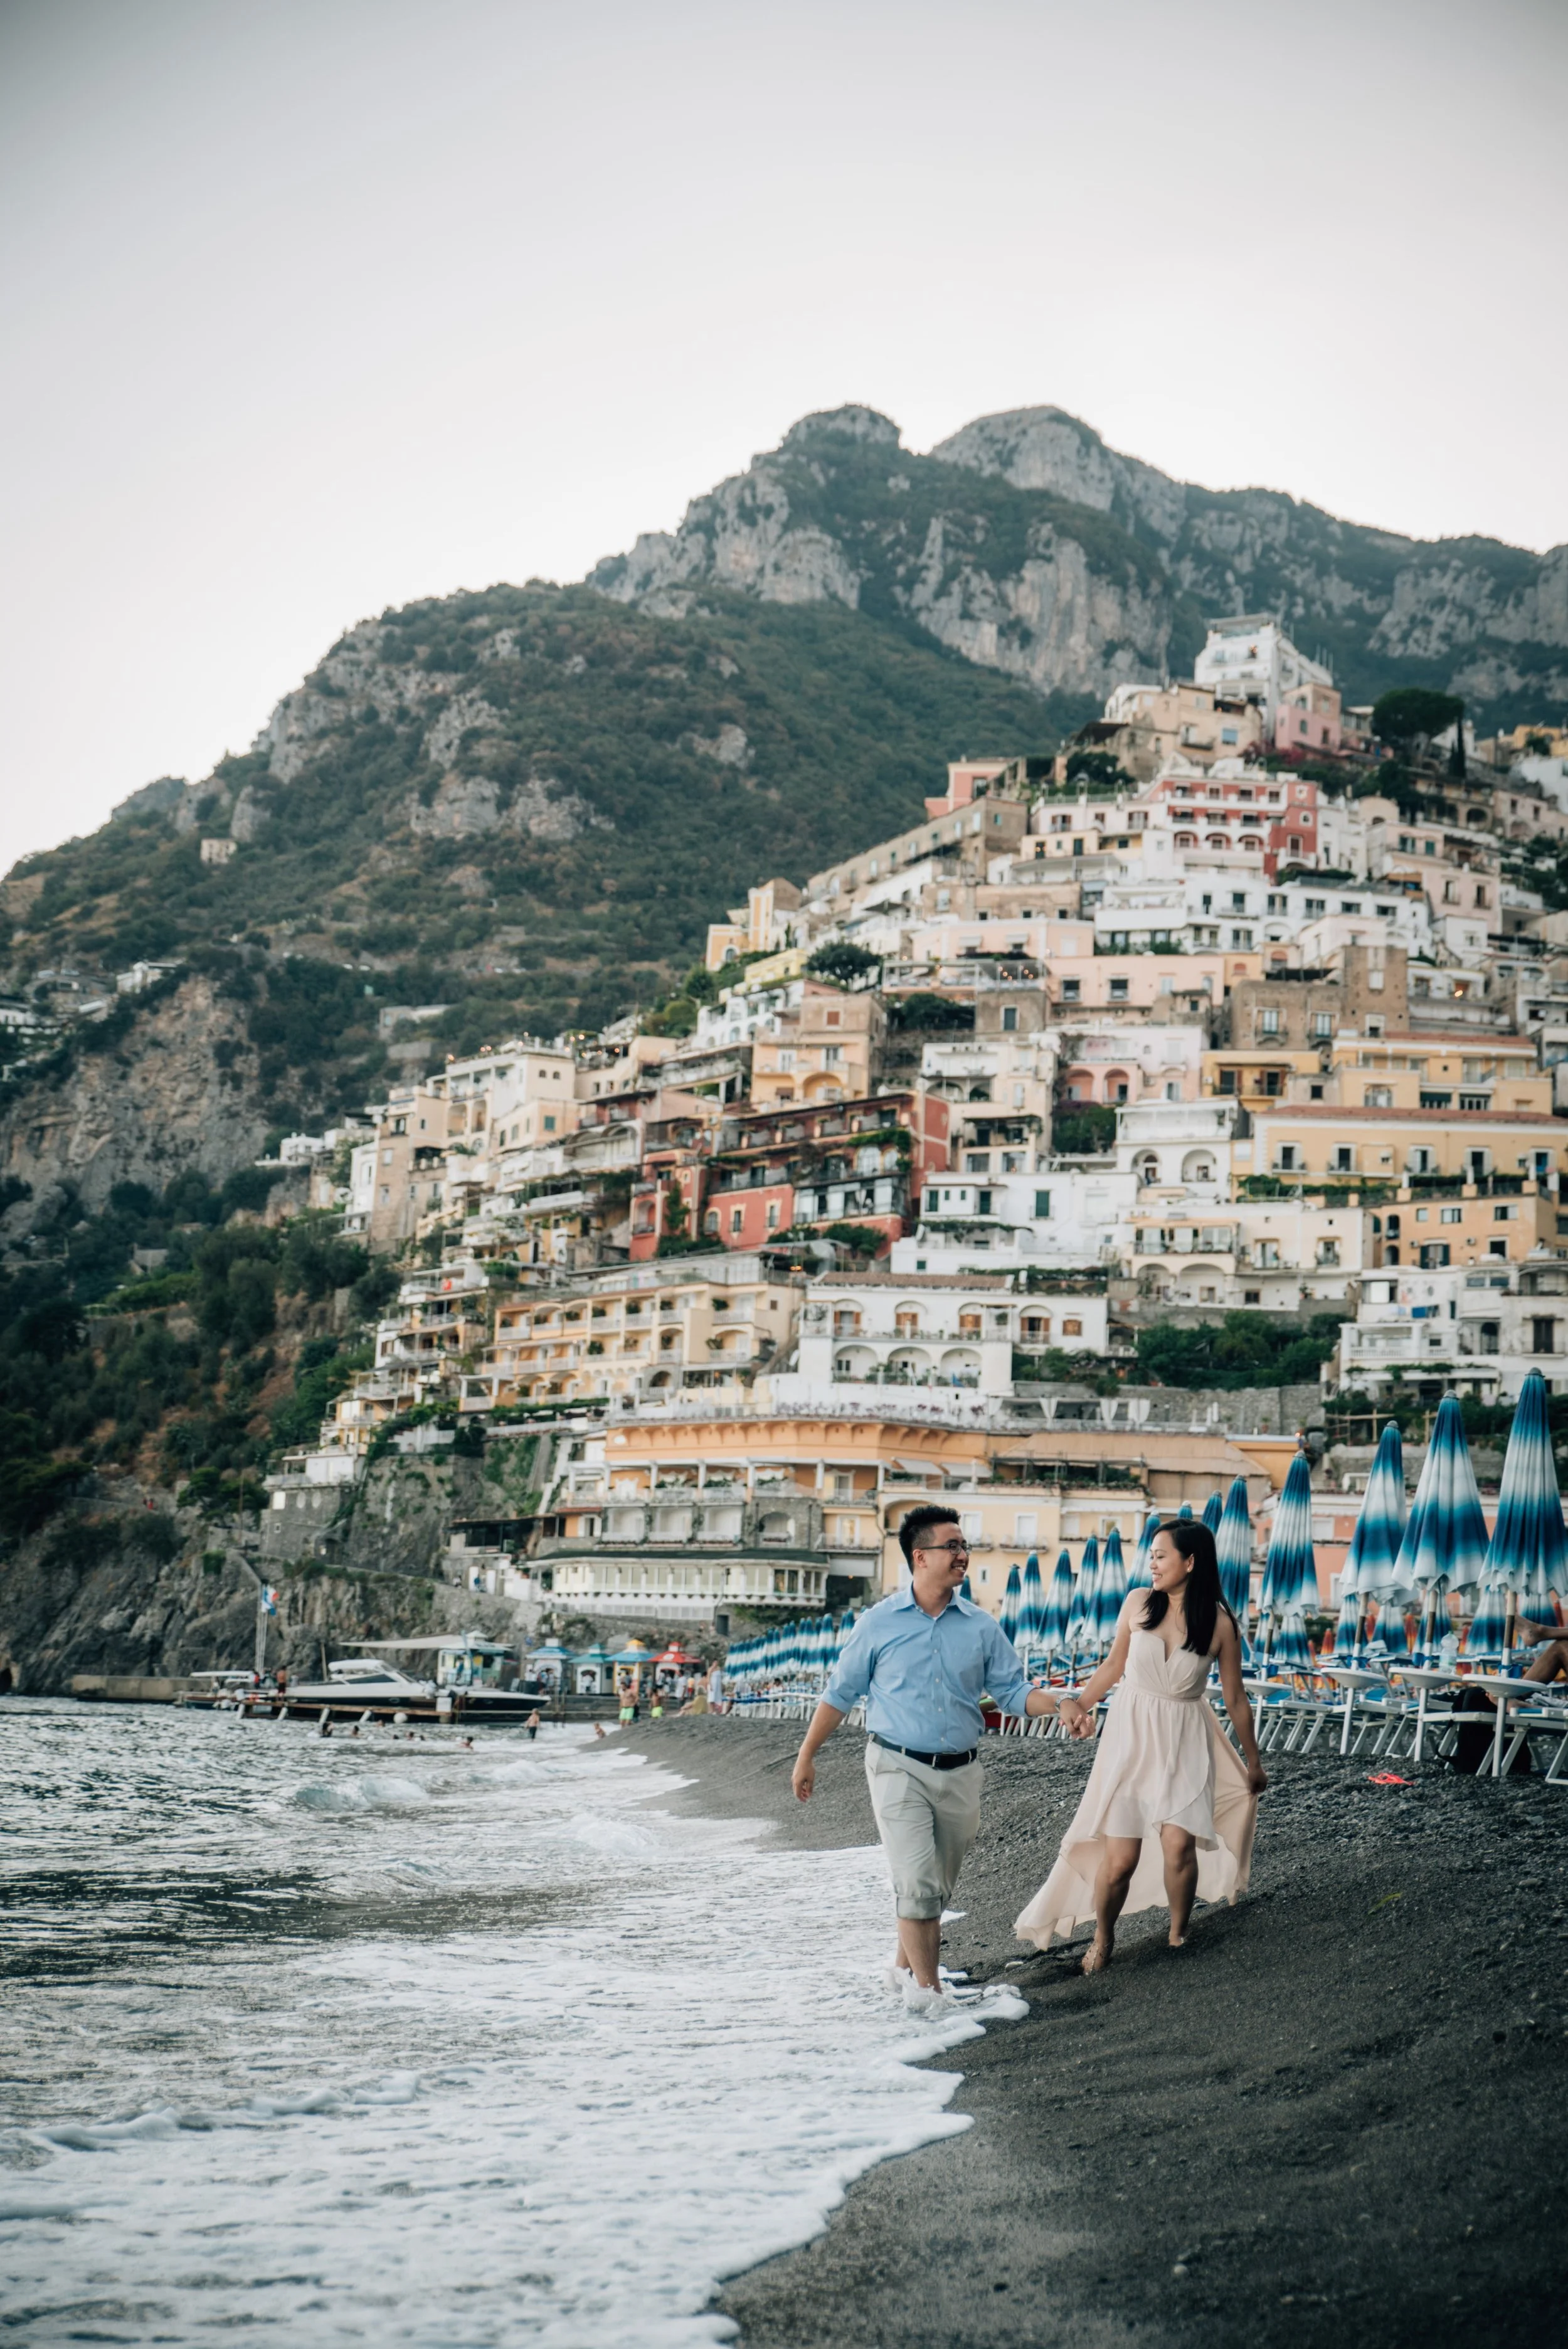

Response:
(1081, 1933), (1113, 1975)
(1167, 1934), (1187, 1949)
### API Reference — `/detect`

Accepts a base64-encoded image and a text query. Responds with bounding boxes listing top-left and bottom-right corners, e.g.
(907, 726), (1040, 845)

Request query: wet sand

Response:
(620, 1716), (1568, 2349)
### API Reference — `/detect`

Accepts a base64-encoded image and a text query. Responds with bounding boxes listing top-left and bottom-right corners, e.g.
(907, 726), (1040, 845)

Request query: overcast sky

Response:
(2, 0), (1564, 879)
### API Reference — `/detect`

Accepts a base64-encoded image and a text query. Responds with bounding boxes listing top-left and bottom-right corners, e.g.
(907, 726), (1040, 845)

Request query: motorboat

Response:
(282, 1658), (438, 1707)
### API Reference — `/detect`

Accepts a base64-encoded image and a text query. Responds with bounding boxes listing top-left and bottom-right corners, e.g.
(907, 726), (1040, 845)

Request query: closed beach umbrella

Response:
(1202, 1492), (1223, 1534)
(1396, 1393), (1488, 1660)
(1041, 1549), (1074, 1663)
(1067, 1534), (1099, 1662)
(999, 1563), (1022, 1645)
(1129, 1509), (1158, 1591)
(1483, 1369), (1568, 1616)
(1092, 1525), (1127, 1652)
(1347, 1421), (1411, 1658)
(1268, 1611), (1315, 1672)
(1260, 1452), (1317, 1671)
(1178, 1502), (1194, 1520)
(1464, 1579), (1512, 1661)
(1017, 1551), (1046, 1661)
(1330, 1579), (1362, 1662)
(1216, 1477), (1254, 1631)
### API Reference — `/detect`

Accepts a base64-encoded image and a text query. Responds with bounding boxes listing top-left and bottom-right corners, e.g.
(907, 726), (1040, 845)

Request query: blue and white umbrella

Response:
(1216, 1477), (1254, 1632)
(1067, 1534), (1099, 1662)
(1260, 1451), (1317, 1672)
(1330, 1579), (1362, 1662)
(1396, 1393), (1489, 1661)
(1465, 1579), (1512, 1661)
(1202, 1492), (1223, 1534)
(1129, 1509), (1158, 1591)
(1178, 1502), (1194, 1520)
(1041, 1549), (1074, 1665)
(1346, 1421), (1411, 1660)
(1092, 1526), (1127, 1653)
(1017, 1551), (1046, 1663)
(1483, 1369), (1568, 1628)
(999, 1563), (1022, 1645)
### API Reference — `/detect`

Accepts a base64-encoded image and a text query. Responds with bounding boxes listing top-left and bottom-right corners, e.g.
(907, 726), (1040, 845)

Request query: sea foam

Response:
(1, 1704), (1023, 2346)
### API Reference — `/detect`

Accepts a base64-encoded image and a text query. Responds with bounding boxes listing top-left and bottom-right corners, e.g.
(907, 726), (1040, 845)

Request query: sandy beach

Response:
(621, 1717), (1568, 2349)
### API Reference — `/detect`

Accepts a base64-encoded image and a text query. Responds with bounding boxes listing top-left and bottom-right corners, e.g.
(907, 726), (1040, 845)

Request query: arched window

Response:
(1136, 1152), (1160, 1186)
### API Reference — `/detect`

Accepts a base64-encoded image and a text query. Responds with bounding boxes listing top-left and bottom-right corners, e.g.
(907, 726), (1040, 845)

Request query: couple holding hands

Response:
(792, 1503), (1268, 2001)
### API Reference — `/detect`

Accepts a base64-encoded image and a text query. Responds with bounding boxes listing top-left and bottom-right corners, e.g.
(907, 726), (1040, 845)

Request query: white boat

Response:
(283, 1658), (437, 1706)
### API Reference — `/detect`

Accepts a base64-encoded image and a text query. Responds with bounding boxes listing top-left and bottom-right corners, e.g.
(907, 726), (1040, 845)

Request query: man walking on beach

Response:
(792, 1503), (1061, 2009)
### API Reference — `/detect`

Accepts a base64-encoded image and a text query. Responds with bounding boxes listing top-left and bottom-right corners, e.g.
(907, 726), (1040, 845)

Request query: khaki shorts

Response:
(864, 1739), (983, 1921)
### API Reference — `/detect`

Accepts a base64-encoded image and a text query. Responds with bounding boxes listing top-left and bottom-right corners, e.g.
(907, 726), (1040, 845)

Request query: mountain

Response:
(6, 397), (1565, 1217)
(592, 404), (1568, 721)
(0, 584), (1055, 1209)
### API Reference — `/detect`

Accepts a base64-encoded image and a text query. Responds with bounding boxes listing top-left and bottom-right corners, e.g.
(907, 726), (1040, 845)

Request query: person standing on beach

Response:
(1015, 1519), (1266, 1974)
(792, 1503), (1063, 2010)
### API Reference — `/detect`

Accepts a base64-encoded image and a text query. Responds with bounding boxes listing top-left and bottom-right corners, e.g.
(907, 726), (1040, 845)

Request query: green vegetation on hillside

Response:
(6, 586), (1061, 1102)
(1136, 1313), (1342, 1391)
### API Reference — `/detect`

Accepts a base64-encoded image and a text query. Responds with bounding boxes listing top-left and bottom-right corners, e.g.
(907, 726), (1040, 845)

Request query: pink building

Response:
(1273, 681), (1342, 757)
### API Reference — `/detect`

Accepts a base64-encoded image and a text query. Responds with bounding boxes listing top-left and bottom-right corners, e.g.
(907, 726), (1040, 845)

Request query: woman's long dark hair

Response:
(1142, 1520), (1235, 1656)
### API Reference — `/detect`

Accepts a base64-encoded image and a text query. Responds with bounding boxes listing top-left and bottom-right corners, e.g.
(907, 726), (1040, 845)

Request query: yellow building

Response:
(1239, 1104), (1568, 1192)
(1323, 1032), (1550, 1116)
(487, 1257), (801, 1406)
(751, 984), (884, 1107)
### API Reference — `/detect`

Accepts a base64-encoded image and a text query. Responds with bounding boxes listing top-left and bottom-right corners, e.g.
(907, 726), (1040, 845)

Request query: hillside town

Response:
(251, 618), (1568, 1633)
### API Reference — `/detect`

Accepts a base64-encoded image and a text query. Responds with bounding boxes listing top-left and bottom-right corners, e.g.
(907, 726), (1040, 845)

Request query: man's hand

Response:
(792, 1749), (816, 1801)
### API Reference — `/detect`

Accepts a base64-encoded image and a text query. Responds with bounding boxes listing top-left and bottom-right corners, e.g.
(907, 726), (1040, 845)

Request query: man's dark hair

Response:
(898, 1502), (961, 1566)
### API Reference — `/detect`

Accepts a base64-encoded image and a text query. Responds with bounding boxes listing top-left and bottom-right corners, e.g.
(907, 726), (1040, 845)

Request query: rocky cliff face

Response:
(591, 406), (1176, 708)
(0, 973), (270, 1226)
(595, 404), (1568, 715)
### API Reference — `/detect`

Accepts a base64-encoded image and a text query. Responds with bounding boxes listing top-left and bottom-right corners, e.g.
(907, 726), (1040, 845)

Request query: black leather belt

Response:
(872, 1733), (978, 1770)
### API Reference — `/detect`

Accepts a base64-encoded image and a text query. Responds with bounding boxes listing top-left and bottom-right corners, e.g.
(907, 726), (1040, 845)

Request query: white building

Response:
(1194, 617), (1332, 725)
(1335, 1262), (1568, 1401)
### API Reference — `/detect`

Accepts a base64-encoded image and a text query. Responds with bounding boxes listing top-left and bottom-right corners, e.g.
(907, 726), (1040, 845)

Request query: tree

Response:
(887, 991), (973, 1032)
(805, 941), (881, 987)
(1371, 688), (1465, 758)
(1064, 748), (1133, 789)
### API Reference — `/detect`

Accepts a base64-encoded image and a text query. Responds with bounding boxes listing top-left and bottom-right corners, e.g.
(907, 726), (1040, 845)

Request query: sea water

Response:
(0, 1701), (1023, 2345)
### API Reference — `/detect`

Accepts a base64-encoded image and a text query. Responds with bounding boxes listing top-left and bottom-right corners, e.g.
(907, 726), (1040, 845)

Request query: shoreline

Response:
(618, 1717), (1568, 2349)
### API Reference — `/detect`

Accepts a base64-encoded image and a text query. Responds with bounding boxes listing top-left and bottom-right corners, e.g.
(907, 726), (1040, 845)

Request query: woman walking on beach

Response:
(1015, 1520), (1267, 1973)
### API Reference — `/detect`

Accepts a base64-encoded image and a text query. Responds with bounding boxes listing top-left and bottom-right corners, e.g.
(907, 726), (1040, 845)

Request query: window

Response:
(1533, 1318), (1558, 1356)
(1494, 1204), (1517, 1222)
(1313, 1013), (1333, 1039)
(1418, 1243), (1451, 1268)
(1062, 1317), (1083, 1337)
(1316, 1239), (1340, 1266)
(1340, 901), (1362, 915)
(1108, 978), (1129, 1002)
(1332, 1147), (1354, 1172)
(1244, 1288), (1261, 1303)
(1002, 1005), (1017, 1032)
(1034, 1189), (1051, 1217)
(1259, 1008), (1279, 1036)
(729, 1206), (744, 1235)
(1277, 1145), (1300, 1172)
(1014, 1513), (1037, 1544)
(1061, 978), (1081, 1002)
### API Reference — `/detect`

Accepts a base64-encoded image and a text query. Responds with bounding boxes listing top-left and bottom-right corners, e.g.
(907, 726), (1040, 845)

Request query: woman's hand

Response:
(1247, 1761), (1269, 1795)
(1063, 1699), (1096, 1741)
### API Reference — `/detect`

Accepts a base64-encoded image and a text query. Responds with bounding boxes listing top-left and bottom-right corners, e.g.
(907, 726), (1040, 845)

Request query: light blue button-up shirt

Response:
(823, 1585), (1034, 1751)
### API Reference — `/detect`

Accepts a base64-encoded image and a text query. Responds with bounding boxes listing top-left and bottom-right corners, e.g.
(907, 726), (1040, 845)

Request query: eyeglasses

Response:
(916, 1539), (970, 1558)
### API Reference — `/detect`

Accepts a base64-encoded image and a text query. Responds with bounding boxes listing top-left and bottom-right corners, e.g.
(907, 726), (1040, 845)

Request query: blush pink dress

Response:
(1014, 1629), (1258, 1948)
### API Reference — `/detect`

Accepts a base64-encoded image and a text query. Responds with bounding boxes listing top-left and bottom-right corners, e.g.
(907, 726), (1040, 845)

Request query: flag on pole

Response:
(260, 1585), (278, 1615)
